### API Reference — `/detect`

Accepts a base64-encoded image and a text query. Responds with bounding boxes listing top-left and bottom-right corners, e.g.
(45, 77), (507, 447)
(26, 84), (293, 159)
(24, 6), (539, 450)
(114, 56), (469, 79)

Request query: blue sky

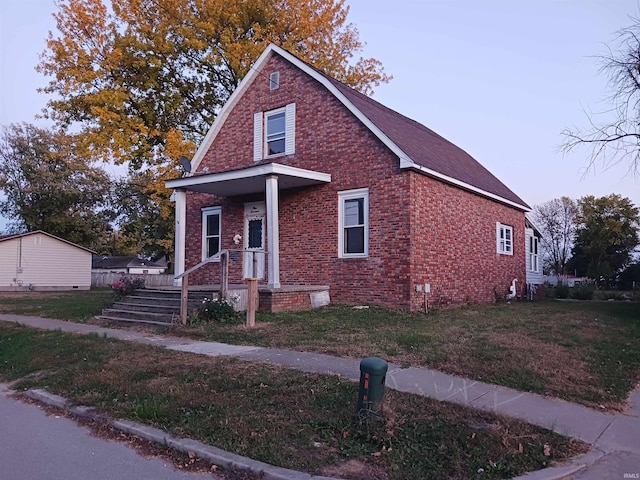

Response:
(1, 0), (639, 231)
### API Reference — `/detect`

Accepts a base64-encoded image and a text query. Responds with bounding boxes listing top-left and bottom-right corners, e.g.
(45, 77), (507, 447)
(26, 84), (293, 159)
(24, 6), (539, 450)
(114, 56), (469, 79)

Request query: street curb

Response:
(511, 448), (605, 480)
(23, 389), (342, 480)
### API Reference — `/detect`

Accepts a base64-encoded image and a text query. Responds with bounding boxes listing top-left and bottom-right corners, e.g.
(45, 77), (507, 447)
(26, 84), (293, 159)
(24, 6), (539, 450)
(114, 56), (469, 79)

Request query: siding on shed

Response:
(0, 233), (91, 290)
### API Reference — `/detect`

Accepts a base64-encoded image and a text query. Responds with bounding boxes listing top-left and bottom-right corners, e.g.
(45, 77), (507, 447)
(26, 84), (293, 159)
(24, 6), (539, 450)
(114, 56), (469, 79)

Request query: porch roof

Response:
(166, 163), (331, 196)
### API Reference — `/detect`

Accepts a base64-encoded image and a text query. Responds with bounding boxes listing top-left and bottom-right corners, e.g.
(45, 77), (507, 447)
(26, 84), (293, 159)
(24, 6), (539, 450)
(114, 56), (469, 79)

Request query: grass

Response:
(0, 322), (588, 480)
(2, 290), (639, 410)
(169, 300), (640, 411)
(0, 289), (113, 321)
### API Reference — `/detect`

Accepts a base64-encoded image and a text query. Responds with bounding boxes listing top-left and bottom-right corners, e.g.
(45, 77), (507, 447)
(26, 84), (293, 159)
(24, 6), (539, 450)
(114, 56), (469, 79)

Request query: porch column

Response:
(173, 189), (187, 286)
(265, 174), (281, 288)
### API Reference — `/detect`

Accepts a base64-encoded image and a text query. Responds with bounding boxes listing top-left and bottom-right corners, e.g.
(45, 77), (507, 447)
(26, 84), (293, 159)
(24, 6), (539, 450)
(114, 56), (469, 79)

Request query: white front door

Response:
(243, 202), (266, 279)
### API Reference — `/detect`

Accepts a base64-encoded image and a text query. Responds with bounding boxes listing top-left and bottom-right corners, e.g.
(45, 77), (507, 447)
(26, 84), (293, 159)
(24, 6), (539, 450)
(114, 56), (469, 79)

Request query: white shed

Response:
(0, 231), (94, 291)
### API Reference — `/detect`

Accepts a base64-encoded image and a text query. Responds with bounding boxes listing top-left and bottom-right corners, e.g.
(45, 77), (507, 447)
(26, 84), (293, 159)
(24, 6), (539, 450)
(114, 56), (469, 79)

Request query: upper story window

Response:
(529, 235), (539, 272)
(253, 103), (295, 160)
(338, 188), (369, 258)
(269, 71), (280, 90)
(496, 222), (513, 255)
(266, 109), (286, 155)
(202, 206), (221, 260)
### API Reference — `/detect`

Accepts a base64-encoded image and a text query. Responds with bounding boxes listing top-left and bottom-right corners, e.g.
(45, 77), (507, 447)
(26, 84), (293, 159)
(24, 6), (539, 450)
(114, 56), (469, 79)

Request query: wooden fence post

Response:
(246, 278), (257, 328)
(220, 250), (229, 302)
(180, 274), (189, 325)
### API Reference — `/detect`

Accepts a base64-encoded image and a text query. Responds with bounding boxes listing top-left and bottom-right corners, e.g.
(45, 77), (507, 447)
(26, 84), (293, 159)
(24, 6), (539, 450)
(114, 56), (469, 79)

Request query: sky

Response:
(1, 0), (639, 231)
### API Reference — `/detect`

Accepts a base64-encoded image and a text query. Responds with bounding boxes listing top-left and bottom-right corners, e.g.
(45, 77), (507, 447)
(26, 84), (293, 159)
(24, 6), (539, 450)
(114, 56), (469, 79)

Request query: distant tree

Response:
(0, 123), (115, 251)
(562, 16), (640, 176)
(618, 261), (640, 289)
(568, 194), (639, 281)
(531, 197), (578, 275)
(113, 170), (174, 261)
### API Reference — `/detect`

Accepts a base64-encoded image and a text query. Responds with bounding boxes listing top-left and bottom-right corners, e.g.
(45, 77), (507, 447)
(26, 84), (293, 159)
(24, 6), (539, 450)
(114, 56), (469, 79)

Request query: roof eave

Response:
(401, 162), (530, 212)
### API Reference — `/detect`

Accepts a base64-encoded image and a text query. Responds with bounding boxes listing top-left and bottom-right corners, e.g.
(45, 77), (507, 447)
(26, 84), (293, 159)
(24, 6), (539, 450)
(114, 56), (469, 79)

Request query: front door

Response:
(243, 202), (265, 279)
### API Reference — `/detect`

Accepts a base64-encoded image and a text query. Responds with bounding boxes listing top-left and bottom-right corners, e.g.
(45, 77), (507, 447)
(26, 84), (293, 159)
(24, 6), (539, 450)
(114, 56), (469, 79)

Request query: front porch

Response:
(156, 284), (331, 313)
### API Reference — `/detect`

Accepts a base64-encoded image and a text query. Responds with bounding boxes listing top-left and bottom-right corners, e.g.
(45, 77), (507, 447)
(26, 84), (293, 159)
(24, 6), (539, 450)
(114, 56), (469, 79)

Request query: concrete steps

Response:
(98, 289), (213, 326)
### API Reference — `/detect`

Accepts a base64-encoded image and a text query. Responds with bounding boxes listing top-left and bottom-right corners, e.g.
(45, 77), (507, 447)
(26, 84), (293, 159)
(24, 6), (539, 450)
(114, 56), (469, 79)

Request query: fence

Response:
(91, 272), (174, 288)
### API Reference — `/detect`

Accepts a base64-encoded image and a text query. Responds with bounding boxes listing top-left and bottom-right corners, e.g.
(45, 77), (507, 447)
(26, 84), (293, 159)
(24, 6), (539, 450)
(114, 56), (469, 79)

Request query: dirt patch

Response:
(319, 458), (389, 480)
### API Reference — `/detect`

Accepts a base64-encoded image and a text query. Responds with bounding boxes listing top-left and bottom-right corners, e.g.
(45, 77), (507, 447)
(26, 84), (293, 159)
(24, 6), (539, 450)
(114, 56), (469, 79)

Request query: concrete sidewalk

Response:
(2, 314), (639, 479)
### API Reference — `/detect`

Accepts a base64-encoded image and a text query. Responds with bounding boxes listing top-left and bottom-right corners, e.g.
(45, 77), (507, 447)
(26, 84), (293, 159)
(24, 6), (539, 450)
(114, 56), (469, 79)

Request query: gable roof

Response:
(189, 44), (529, 211)
(0, 230), (95, 253)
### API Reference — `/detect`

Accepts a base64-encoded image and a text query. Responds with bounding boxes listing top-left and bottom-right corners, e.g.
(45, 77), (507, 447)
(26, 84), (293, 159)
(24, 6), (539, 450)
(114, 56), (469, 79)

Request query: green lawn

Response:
(2, 290), (639, 410)
(0, 322), (587, 480)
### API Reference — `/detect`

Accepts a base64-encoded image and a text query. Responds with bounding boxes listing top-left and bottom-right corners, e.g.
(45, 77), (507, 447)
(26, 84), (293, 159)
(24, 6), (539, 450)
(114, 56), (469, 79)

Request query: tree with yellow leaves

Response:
(37, 0), (390, 171)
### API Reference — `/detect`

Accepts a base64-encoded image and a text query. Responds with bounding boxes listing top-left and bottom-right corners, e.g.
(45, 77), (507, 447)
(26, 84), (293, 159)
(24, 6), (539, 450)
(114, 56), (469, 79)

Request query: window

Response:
(266, 109), (286, 155)
(529, 236), (539, 272)
(253, 103), (295, 160)
(269, 71), (280, 90)
(339, 189), (369, 258)
(202, 207), (221, 260)
(496, 222), (513, 255)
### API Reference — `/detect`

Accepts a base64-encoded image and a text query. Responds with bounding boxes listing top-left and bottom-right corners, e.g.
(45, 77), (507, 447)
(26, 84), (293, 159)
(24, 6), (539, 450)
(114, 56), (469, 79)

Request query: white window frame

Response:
(201, 206), (222, 261)
(496, 222), (513, 255)
(253, 103), (295, 161)
(338, 188), (369, 258)
(265, 107), (286, 156)
(529, 235), (539, 272)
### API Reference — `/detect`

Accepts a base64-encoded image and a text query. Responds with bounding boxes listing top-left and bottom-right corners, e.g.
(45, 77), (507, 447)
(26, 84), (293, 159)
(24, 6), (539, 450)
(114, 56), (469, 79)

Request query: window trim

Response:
(265, 107), (286, 157)
(338, 188), (369, 258)
(253, 103), (295, 161)
(529, 235), (539, 272)
(496, 222), (513, 256)
(201, 206), (222, 261)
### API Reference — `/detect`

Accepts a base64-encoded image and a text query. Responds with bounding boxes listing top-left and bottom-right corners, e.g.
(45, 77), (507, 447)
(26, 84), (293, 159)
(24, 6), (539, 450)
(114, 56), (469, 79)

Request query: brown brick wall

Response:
(182, 54), (526, 311)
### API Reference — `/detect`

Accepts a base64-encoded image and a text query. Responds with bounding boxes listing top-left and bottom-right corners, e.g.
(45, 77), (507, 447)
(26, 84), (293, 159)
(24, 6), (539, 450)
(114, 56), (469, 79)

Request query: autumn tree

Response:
(112, 170), (174, 261)
(568, 194), (639, 280)
(531, 197), (578, 275)
(0, 123), (115, 251)
(562, 16), (640, 175)
(37, 0), (391, 171)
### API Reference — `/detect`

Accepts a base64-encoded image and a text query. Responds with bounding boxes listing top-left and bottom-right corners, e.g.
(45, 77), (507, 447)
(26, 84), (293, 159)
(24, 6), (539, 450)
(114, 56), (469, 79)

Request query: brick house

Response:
(166, 44), (530, 312)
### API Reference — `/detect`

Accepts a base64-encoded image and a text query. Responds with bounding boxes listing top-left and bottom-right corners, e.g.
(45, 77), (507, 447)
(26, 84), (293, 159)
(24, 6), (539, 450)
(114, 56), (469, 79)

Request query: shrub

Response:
(555, 284), (569, 299)
(110, 275), (145, 298)
(571, 285), (594, 300)
(196, 296), (240, 324)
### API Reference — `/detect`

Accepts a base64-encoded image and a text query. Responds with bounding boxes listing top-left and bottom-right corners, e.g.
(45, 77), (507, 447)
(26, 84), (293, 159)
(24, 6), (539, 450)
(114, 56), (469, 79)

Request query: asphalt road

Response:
(0, 387), (216, 480)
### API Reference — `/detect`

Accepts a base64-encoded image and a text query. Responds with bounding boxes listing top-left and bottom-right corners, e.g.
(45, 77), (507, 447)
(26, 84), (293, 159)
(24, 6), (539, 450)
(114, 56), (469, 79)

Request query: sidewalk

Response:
(2, 314), (639, 480)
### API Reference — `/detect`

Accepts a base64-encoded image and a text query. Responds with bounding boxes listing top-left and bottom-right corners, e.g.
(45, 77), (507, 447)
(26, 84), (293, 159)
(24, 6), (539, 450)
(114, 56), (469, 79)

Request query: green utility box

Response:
(356, 356), (388, 420)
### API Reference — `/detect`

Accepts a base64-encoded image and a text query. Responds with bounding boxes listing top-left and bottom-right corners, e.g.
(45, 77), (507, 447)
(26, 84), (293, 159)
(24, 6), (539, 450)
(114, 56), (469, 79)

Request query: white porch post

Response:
(265, 175), (281, 288)
(173, 189), (187, 286)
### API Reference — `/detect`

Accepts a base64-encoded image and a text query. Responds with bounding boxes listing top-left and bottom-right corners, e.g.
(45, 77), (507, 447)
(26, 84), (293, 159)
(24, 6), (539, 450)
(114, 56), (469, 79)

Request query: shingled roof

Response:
(325, 76), (529, 209)
(189, 44), (529, 211)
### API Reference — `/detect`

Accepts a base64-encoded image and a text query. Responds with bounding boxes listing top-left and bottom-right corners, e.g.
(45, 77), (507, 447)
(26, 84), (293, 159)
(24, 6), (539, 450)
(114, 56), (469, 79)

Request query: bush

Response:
(555, 284), (570, 299)
(110, 275), (145, 298)
(570, 285), (594, 300)
(196, 296), (240, 324)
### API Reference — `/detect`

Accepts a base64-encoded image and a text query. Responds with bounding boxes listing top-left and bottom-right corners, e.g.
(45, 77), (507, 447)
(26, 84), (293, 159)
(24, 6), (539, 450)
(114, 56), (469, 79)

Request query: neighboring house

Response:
(525, 215), (543, 296)
(166, 44), (531, 312)
(91, 256), (167, 275)
(0, 231), (93, 291)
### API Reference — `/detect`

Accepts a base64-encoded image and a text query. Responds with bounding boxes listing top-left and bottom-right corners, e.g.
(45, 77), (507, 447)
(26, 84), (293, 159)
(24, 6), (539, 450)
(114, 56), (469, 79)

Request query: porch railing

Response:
(174, 249), (265, 325)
